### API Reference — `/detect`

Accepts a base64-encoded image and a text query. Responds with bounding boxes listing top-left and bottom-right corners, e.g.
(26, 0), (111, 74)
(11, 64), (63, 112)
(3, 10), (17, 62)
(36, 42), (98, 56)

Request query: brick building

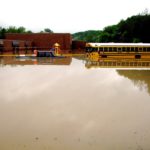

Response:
(0, 33), (86, 54)
(5, 33), (72, 50)
(0, 39), (33, 54)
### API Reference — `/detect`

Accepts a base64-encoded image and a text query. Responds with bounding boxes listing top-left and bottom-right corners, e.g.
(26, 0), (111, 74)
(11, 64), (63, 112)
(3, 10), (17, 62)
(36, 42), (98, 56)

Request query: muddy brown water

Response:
(0, 56), (150, 150)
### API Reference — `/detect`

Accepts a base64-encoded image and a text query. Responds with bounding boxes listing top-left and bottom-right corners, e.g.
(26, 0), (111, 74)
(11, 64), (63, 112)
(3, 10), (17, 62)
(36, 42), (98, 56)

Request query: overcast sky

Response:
(0, 0), (150, 33)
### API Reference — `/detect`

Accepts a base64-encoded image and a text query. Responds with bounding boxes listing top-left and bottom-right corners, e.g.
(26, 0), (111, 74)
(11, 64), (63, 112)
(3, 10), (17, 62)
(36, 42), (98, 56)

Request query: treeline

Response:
(72, 13), (150, 43)
(72, 30), (102, 42)
(0, 26), (53, 39)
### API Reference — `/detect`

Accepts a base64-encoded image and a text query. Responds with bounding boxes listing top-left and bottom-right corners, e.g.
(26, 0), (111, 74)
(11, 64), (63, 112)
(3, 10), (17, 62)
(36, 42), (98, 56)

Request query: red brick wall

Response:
(3, 40), (13, 53)
(19, 41), (25, 54)
(5, 33), (72, 50)
(19, 41), (24, 49)
(72, 40), (86, 50)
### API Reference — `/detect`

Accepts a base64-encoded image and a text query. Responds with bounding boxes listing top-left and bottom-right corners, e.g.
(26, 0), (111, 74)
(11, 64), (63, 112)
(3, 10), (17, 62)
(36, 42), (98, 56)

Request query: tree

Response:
(7, 26), (18, 33)
(44, 28), (53, 33)
(17, 26), (26, 33)
(0, 28), (6, 38)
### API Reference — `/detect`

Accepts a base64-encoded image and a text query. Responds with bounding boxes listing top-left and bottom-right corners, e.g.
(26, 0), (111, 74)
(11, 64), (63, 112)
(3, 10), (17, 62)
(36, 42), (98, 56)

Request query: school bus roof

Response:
(87, 43), (150, 47)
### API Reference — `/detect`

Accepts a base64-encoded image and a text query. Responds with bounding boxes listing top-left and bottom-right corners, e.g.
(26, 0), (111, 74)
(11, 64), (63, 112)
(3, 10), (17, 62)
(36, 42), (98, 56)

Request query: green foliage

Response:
(17, 26), (26, 33)
(72, 13), (150, 43)
(26, 30), (33, 33)
(117, 14), (150, 42)
(0, 26), (53, 39)
(0, 27), (6, 38)
(40, 28), (53, 33)
(72, 30), (102, 42)
(44, 28), (53, 33)
(0, 26), (28, 38)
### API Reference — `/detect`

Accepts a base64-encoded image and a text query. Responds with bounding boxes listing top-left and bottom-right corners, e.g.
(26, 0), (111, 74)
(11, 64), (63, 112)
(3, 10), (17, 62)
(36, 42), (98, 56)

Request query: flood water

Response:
(0, 56), (150, 150)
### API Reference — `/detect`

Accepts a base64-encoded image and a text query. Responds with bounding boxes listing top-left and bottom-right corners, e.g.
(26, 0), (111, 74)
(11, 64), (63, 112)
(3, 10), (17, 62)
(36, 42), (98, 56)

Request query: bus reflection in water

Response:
(85, 50), (150, 69)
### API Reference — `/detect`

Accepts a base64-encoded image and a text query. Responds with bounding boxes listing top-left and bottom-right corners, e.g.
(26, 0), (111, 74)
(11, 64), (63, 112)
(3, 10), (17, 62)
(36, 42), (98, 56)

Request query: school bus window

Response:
(118, 47), (121, 51)
(122, 47), (126, 52)
(143, 47), (146, 52)
(139, 47), (142, 51)
(91, 47), (95, 51)
(131, 47), (134, 52)
(99, 47), (103, 51)
(104, 47), (108, 51)
(135, 47), (138, 52)
(147, 47), (150, 52)
(127, 47), (130, 51)
(113, 47), (117, 52)
(109, 47), (112, 51)
(95, 47), (98, 51)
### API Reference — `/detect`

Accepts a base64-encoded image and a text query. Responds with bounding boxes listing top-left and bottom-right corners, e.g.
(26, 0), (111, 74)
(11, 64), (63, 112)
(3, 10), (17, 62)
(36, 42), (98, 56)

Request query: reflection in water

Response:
(84, 53), (150, 94)
(0, 56), (72, 66)
(85, 57), (150, 69)
(0, 56), (150, 150)
(117, 70), (150, 94)
(85, 52), (150, 68)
